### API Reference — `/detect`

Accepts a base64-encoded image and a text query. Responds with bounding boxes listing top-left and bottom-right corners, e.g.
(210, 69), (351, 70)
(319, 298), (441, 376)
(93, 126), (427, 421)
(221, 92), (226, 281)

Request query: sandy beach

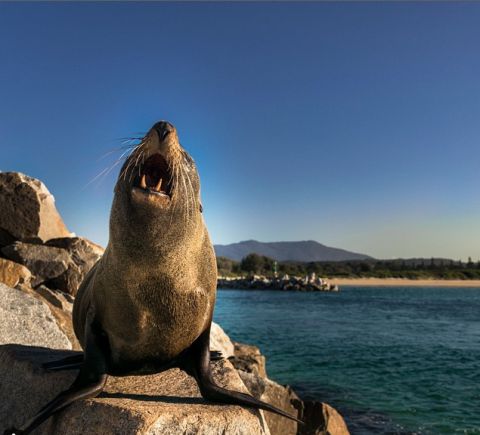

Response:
(330, 278), (480, 288)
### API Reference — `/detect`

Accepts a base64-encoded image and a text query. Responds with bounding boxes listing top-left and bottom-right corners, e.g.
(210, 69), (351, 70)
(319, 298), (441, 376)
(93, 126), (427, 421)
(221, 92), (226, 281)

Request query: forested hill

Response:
(214, 240), (372, 262)
(217, 255), (480, 280)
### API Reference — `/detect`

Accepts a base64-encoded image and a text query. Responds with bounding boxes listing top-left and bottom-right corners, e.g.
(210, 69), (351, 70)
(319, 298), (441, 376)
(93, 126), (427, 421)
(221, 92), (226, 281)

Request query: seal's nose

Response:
(154, 121), (174, 141)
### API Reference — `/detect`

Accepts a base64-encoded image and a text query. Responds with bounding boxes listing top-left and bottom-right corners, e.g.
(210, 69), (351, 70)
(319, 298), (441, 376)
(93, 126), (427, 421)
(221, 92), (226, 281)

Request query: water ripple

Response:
(214, 287), (480, 434)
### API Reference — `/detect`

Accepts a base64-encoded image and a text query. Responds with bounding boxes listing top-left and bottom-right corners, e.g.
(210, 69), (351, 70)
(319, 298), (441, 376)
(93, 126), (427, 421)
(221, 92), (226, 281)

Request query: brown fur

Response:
(73, 121), (217, 373)
(4, 122), (299, 435)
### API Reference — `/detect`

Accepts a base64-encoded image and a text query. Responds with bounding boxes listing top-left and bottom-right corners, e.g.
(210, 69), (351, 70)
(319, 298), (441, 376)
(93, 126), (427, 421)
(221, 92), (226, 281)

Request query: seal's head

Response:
(110, 121), (205, 255)
(120, 121), (199, 208)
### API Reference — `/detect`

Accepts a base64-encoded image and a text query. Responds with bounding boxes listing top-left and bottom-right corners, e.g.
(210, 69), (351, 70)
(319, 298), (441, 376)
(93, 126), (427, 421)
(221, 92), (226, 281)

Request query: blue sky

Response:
(1, 2), (479, 260)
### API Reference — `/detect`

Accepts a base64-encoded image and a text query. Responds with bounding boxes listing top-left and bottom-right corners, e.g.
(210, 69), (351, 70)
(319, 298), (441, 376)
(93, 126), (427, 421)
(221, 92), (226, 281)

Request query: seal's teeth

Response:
(140, 174), (147, 189)
(154, 178), (163, 192)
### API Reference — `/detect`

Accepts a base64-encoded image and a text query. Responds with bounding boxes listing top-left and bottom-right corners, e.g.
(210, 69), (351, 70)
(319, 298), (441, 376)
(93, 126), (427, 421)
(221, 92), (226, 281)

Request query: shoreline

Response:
(330, 278), (480, 287)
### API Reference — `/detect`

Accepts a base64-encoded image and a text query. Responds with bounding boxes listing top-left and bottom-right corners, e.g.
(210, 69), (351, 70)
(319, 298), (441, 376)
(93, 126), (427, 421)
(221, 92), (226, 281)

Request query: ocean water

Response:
(213, 287), (480, 435)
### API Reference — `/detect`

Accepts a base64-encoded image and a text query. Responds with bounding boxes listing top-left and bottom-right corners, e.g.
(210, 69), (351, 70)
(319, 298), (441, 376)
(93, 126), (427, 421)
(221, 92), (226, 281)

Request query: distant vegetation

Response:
(217, 254), (480, 280)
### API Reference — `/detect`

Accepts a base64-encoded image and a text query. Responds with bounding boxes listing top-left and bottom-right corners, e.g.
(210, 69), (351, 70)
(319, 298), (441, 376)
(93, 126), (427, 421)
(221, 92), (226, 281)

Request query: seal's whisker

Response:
(169, 159), (178, 198)
(180, 172), (189, 226)
(120, 154), (134, 181)
(121, 143), (143, 181)
(138, 150), (147, 177)
(181, 172), (190, 228)
(172, 163), (181, 215)
(85, 166), (112, 188)
(182, 170), (192, 222)
(186, 170), (195, 222)
(119, 137), (144, 143)
(184, 169), (196, 220)
(96, 144), (137, 162)
(88, 144), (139, 187)
(167, 163), (180, 230)
(101, 145), (135, 168)
(174, 164), (182, 219)
(85, 142), (143, 190)
(132, 150), (144, 181)
(121, 154), (136, 181)
(130, 148), (146, 183)
(84, 159), (123, 189)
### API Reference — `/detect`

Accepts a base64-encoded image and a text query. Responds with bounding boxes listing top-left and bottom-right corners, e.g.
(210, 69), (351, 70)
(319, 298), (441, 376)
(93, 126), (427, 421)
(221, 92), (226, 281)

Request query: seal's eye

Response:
(134, 153), (172, 197)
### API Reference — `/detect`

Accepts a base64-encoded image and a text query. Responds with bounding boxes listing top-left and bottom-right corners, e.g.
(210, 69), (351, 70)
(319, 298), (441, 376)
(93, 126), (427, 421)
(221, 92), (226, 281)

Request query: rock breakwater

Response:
(218, 275), (339, 292)
(0, 171), (348, 434)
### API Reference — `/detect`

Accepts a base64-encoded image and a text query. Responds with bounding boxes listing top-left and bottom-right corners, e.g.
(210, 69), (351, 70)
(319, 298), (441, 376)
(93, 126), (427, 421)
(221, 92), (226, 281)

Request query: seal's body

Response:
(5, 121), (300, 435)
(73, 234), (216, 374)
(73, 121), (217, 374)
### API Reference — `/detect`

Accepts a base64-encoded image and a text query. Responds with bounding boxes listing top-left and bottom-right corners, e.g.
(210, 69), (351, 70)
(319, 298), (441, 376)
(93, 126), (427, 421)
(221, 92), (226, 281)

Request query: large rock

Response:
(46, 236), (104, 262)
(240, 370), (350, 435)
(0, 227), (15, 248)
(210, 322), (235, 358)
(35, 284), (74, 312)
(239, 371), (299, 435)
(0, 345), (270, 434)
(294, 401), (350, 435)
(2, 238), (103, 295)
(2, 241), (70, 287)
(0, 172), (71, 242)
(0, 283), (71, 350)
(45, 237), (104, 295)
(234, 345), (350, 435)
(15, 283), (80, 350)
(0, 257), (31, 287)
(230, 342), (267, 378)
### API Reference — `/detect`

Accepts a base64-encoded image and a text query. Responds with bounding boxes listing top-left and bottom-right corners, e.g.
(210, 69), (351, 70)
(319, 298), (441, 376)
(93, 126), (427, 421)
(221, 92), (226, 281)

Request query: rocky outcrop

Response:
(2, 241), (71, 286)
(45, 237), (104, 295)
(0, 283), (71, 350)
(0, 345), (271, 435)
(230, 342), (267, 378)
(239, 370), (299, 435)
(35, 284), (74, 312)
(294, 401), (350, 435)
(0, 227), (15, 248)
(0, 172), (71, 242)
(231, 344), (350, 435)
(218, 276), (339, 292)
(0, 257), (31, 287)
(0, 283), (350, 434)
(0, 172), (350, 434)
(1, 238), (103, 295)
(0, 172), (98, 295)
(210, 322), (235, 358)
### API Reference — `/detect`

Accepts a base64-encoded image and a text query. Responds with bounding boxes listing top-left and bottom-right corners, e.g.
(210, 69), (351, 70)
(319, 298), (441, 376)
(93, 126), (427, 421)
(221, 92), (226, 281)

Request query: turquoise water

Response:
(214, 287), (480, 434)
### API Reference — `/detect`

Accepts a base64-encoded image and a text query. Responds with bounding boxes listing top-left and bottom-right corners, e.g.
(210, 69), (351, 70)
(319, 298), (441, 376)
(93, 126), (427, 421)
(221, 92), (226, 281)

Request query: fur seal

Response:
(4, 121), (300, 434)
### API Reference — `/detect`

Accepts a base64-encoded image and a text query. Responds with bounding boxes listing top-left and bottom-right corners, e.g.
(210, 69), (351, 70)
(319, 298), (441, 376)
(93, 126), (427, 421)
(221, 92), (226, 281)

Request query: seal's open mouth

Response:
(132, 153), (172, 199)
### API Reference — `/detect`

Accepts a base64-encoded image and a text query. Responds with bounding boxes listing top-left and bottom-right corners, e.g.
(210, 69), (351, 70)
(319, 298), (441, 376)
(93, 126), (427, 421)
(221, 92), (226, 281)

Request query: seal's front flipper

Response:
(191, 326), (303, 424)
(209, 350), (225, 361)
(5, 321), (108, 435)
(43, 354), (84, 371)
(197, 373), (303, 423)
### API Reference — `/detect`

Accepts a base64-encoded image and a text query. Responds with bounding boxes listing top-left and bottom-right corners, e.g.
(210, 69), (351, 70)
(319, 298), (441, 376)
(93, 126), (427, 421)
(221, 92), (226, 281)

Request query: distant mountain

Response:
(214, 240), (373, 262)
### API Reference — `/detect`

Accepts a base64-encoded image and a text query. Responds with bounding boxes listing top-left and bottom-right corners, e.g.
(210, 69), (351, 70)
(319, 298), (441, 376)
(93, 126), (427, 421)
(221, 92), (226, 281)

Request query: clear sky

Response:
(1, 2), (479, 260)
